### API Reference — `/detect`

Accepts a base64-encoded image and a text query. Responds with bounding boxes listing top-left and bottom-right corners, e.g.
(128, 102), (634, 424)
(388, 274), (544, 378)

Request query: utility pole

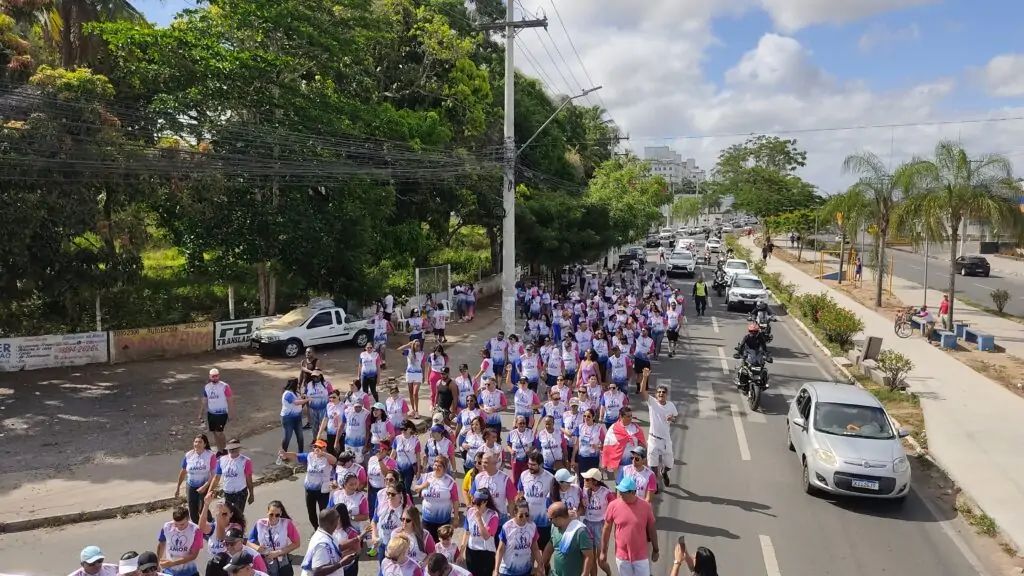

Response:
(479, 6), (547, 336)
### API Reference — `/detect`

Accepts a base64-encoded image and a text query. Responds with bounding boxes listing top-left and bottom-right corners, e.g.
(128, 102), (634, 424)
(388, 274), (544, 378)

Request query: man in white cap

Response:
(198, 367), (233, 455)
(69, 545), (118, 576)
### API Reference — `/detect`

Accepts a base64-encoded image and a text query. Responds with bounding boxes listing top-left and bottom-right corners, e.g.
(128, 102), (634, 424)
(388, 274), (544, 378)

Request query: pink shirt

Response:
(605, 497), (655, 561)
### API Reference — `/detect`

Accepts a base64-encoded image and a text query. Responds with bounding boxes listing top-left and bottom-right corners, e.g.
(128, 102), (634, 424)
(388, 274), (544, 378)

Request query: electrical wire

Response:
(546, 0), (607, 112)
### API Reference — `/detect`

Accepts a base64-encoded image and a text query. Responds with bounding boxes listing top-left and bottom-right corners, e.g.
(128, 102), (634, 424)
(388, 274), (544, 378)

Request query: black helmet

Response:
(755, 301), (768, 311)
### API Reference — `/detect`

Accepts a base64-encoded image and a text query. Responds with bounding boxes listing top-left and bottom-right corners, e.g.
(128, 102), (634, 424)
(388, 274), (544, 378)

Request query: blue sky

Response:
(133, 0), (1024, 189)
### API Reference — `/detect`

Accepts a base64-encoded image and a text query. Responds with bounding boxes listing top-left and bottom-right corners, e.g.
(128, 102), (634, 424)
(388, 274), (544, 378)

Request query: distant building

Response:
(644, 146), (705, 194)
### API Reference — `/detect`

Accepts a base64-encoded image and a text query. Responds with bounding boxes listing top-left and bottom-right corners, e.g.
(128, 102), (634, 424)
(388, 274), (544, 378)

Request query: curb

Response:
(779, 303), (857, 385)
(0, 465), (298, 534)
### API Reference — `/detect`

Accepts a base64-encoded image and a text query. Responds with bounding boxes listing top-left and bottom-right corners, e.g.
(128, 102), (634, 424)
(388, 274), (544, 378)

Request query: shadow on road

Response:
(655, 515), (742, 540)
(669, 486), (776, 518)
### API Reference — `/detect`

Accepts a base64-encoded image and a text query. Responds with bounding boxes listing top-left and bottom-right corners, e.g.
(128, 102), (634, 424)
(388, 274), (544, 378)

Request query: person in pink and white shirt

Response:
(471, 453), (517, 518)
(392, 420), (421, 495)
(327, 472), (370, 534)
(212, 439), (255, 513)
(175, 434), (218, 523)
(617, 446), (658, 503)
(198, 368), (232, 455)
(396, 507), (436, 566)
(478, 377), (506, 432)
(156, 506), (203, 576)
(384, 382), (411, 429)
(512, 377), (541, 428)
(413, 455), (460, 538)
(382, 532), (424, 576)
(367, 450), (397, 516)
(248, 500), (302, 573)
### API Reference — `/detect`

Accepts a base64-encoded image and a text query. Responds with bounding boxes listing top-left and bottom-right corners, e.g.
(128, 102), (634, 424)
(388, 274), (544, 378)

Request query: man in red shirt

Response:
(939, 294), (951, 330)
(600, 476), (659, 576)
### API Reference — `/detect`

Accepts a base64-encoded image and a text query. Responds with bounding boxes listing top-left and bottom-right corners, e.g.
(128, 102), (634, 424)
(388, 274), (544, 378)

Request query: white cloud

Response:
(858, 22), (921, 52)
(512, 1), (1024, 192)
(758, 0), (934, 32)
(980, 54), (1024, 98)
(725, 33), (828, 93)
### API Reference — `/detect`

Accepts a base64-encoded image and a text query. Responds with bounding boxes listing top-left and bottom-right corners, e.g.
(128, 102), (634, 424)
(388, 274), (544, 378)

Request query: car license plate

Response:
(852, 479), (879, 490)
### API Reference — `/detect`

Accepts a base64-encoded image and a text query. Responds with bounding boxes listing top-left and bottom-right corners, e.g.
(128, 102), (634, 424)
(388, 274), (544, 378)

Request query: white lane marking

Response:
(711, 316), (720, 333)
(697, 380), (717, 418)
(915, 492), (992, 576)
(769, 359), (817, 367)
(716, 346), (731, 374)
(909, 265), (921, 270)
(777, 321), (833, 380)
(972, 283), (989, 289)
(731, 404), (751, 461)
(740, 394), (768, 424)
(759, 535), (782, 576)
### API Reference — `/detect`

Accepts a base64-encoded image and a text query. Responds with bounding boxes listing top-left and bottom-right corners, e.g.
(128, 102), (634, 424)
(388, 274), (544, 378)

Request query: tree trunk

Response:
(947, 219), (960, 326)
(268, 272), (277, 315)
(486, 226), (500, 274)
(256, 262), (269, 316)
(59, 1), (74, 68)
(875, 220), (888, 308)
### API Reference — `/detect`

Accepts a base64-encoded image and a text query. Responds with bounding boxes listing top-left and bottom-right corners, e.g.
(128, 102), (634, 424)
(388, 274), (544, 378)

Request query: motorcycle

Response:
(733, 348), (773, 411)
(712, 271), (727, 297)
(747, 311), (776, 342)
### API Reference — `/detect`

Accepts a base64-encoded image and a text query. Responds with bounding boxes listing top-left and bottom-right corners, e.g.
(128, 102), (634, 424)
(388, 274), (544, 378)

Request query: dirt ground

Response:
(0, 299), (501, 477)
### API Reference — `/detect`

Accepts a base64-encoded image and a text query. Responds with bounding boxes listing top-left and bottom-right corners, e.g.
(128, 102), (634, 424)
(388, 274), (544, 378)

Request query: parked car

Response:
(721, 224), (734, 233)
(705, 237), (722, 253)
(722, 258), (751, 280)
(617, 246), (647, 269)
(645, 234), (660, 248)
(787, 382), (911, 503)
(251, 299), (374, 358)
(955, 255), (991, 277)
(667, 250), (697, 277)
(725, 274), (769, 311)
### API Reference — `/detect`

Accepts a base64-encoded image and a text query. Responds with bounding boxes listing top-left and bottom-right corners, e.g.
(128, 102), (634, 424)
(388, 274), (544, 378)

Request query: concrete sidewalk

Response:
(0, 311), (505, 531)
(744, 235), (1024, 550)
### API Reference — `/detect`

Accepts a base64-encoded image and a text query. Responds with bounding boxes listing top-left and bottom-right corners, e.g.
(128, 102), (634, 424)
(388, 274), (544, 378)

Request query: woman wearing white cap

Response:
(69, 546), (118, 576)
(580, 468), (615, 575)
(552, 468), (584, 518)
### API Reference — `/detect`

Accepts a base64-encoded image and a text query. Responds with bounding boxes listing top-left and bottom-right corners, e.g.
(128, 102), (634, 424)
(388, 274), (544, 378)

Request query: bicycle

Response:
(894, 306), (918, 338)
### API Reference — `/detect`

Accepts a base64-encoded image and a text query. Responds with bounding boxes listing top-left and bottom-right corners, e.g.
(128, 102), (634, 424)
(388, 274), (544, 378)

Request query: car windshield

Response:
(725, 262), (748, 270)
(813, 402), (894, 439)
(733, 278), (764, 289)
(966, 257), (987, 263)
(264, 307), (311, 329)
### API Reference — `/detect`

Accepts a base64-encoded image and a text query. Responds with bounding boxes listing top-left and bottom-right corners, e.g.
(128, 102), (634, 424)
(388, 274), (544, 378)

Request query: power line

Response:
(528, 28), (575, 96)
(515, 38), (559, 95)
(630, 115), (1024, 141)
(546, 0), (607, 111)
(543, 28), (586, 93)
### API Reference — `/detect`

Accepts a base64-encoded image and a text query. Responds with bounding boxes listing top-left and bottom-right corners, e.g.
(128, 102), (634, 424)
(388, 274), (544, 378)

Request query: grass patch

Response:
(956, 501), (999, 537)
(956, 295), (1024, 326)
(142, 246), (188, 280)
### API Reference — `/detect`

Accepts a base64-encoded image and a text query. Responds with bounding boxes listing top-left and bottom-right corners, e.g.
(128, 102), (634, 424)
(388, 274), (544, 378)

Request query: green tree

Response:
(766, 208), (817, 261)
(671, 196), (701, 225)
(894, 141), (1024, 324)
(586, 155), (671, 246)
(517, 189), (616, 271)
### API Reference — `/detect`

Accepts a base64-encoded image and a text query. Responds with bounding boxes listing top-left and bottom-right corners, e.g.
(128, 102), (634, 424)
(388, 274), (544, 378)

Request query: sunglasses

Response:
(402, 517), (413, 523)
(387, 492), (398, 497)
(517, 513), (529, 520)
(632, 456), (643, 460)
(268, 512), (281, 518)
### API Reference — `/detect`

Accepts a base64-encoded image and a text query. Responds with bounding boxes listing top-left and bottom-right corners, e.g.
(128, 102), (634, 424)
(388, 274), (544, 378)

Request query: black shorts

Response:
(207, 413), (229, 432)
(667, 329), (679, 342)
(634, 358), (651, 374)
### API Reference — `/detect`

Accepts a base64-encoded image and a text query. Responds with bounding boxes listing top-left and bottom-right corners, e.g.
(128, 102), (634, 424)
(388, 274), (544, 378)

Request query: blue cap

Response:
(616, 476), (637, 492)
(81, 545), (105, 563)
(430, 425), (445, 434)
(554, 468), (574, 483)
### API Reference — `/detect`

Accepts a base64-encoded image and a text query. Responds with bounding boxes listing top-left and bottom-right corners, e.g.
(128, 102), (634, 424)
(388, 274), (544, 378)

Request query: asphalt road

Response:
(0, 254), (998, 576)
(886, 247), (1024, 316)
(799, 234), (1024, 316)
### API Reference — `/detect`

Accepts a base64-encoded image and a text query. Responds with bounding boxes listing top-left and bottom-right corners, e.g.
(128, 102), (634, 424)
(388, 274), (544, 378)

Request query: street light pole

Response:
(478, 8), (547, 337)
(517, 86), (603, 155)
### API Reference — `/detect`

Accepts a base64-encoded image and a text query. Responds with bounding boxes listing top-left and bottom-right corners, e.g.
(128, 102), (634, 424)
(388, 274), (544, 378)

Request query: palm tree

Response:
(839, 151), (912, 306)
(894, 141), (1024, 325)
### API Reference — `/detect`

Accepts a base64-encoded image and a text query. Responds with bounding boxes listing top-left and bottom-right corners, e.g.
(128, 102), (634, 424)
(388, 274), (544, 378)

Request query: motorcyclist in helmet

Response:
(735, 322), (769, 356)
(748, 301), (775, 338)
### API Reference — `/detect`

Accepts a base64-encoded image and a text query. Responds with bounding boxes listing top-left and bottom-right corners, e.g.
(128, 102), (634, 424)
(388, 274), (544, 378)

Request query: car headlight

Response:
(814, 448), (838, 467)
(263, 334), (278, 342)
(893, 457), (909, 474)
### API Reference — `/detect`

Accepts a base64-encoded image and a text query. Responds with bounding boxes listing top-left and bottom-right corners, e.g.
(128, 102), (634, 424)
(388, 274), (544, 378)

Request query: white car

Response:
(722, 258), (751, 280)
(787, 382), (911, 502)
(721, 225), (734, 233)
(250, 299), (375, 358)
(675, 238), (696, 252)
(724, 274), (769, 311)
(705, 238), (722, 253)
(667, 250), (696, 276)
